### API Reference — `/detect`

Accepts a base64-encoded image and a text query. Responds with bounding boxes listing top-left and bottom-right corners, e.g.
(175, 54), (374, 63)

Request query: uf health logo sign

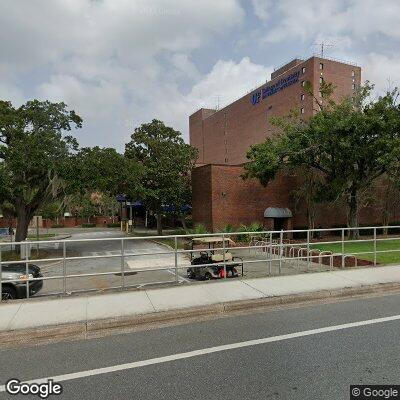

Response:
(251, 70), (300, 105)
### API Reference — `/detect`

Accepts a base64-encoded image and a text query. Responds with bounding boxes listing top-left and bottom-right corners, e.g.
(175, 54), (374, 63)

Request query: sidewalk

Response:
(1, 265), (400, 333)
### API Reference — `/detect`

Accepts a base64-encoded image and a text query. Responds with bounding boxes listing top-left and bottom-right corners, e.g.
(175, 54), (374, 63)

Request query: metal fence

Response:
(1, 225), (400, 301)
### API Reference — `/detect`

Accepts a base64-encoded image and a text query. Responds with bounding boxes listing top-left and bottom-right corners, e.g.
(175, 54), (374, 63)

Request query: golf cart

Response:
(187, 237), (243, 280)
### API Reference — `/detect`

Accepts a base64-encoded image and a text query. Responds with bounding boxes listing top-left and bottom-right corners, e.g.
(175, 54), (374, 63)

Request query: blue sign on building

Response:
(251, 70), (300, 105)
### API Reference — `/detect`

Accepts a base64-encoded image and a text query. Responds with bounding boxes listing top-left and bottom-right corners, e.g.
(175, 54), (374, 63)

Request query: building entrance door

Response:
(273, 217), (286, 231)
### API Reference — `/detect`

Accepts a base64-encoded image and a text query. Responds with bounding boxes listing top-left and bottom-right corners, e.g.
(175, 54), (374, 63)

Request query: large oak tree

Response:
(0, 100), (81, 242)
(125, 119), (198, 234)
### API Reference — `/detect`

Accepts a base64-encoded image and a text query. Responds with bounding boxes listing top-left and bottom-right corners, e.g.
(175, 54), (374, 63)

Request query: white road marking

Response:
(166, 268), (191, 283)
(1, 314), (400, 390)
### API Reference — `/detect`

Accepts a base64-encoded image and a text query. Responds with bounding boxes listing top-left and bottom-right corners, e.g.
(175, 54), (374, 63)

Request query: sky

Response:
(1, 0), (399, 150)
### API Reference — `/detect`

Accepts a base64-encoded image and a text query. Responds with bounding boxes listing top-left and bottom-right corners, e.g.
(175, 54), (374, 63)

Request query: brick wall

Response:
(192, 165), (400, 231)
(189, 56), (361, 166)
(192, 165), (213, 229)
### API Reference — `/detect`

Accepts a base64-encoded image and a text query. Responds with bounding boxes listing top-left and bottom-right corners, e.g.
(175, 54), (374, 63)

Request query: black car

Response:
(1, 263), (43, 300)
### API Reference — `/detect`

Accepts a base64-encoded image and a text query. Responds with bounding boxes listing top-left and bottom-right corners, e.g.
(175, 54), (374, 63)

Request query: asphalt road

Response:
(1, 293), (400, 399)
(31, 229), (326, 297)
(34, 230), (191, 295)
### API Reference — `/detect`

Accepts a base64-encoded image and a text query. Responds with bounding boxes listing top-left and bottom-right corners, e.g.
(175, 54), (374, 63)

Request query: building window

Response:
(301, 80), (305, 87)
(224, 158), (228, 163)
(302, 67), (306, 74)
(301, 107), (305, 114)
(351, 70), (355, 77)
(352, 83), (356, 90)
(319, 77), (323, 84)
(300, 94), (305, 101)
(319, 63), (324, 70)
(319, 91), (322, 97)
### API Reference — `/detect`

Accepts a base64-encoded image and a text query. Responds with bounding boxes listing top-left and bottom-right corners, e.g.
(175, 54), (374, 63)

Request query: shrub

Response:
(358, 223), (383, 236)
(221, 224), (235, 233)
(191, 224), (209, 234)
(168, 228), (187, 235)
(82, 223), (96, 228)
(388, 222), (400, 235)
(249, 222), (264, 232)
(107, 222), (120, 228)
(237, 224), (250, 242)
(51, 224), (65, 228)
(293, 226), (308, 239)
(236, 222), (265, 242)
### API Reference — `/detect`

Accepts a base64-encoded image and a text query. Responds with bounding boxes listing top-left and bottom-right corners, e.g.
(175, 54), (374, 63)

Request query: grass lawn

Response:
(310, 238), (400, 264)
(0, 249), (54, 261)
(27, 233), (56, 240)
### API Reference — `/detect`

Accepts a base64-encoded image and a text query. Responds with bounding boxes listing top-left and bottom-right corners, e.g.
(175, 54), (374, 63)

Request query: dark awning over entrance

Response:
(264, 207), (292, 218)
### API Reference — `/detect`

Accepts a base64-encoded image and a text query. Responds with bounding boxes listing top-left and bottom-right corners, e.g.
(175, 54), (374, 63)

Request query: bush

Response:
(82, 223), (96, 228)
(388, 222), (400, 234)
(107, 222), (120, 228)
(358, 223), (383, 236)
(249, 222), (264, 232)
(51, 224), (65, 228)
(221, 224), (235, 233)
(168, 228), (187, 235)
(293, 226), (308, 239)
(184, 215), (193, 229)
(191, 223), (209, 234)
(237, 224), (252, 242)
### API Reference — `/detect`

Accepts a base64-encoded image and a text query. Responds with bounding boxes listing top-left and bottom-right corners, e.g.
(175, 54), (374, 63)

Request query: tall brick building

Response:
(189, 56), (396, 231)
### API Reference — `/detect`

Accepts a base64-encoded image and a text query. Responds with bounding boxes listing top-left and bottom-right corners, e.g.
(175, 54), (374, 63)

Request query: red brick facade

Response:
(190, 56), (361, 166)
(189, 56), (397, 231)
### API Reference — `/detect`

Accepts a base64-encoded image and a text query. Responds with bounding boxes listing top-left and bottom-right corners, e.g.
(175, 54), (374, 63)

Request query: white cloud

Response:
(0, 0), (244, 148)
(189, 57), (272, 109)
(361, 53), (400, 94)
(132, 57), (273, 146)
(253, 0), (400, 45)
(251, 0), (272, 21)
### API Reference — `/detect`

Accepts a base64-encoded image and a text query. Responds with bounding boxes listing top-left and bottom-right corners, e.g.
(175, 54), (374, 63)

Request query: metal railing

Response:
(1, 225), (400, 301)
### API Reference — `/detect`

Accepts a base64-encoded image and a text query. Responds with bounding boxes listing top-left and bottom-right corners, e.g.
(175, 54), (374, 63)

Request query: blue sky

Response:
(1, 0), (399, 150)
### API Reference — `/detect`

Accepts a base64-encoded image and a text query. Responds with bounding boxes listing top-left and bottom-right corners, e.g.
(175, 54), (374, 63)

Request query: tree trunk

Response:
(307, 203), (316, 240)
(156, 213), (163, 235)
(15, 208), (31, 242)
(180, 215), (187, 231)
(15, 206), (32, 253)
(382, 213), (389, 237)
(348, 189), (359, 239)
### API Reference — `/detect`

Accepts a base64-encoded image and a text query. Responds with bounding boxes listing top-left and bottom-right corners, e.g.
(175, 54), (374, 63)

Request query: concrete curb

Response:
(2, 281), (400, 349)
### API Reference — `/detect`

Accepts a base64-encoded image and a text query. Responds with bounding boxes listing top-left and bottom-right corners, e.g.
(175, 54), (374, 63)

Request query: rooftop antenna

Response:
(313, 41), (334, 58)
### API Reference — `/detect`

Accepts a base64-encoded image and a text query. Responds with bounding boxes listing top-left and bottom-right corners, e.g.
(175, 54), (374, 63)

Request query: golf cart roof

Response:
(191, 236), (235, 245)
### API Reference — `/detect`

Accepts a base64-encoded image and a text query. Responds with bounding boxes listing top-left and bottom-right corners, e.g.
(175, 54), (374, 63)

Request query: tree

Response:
(125, 119), (198, 234)
(291, 167), (323, 234)
(65, 146), (141, 226)
(244, 84), (400, 238)
(70, 146), (141, 196)
(372, 172), (400, 236)
(0, 100), (82, 242)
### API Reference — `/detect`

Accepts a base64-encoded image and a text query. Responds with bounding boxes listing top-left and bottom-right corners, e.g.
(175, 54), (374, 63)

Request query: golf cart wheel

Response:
(204, 272), (212, 280)
(2, 285), (17, 301)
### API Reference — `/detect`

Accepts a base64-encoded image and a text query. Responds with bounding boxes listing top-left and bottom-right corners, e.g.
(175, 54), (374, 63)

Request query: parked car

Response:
(1, 263), (43, 300)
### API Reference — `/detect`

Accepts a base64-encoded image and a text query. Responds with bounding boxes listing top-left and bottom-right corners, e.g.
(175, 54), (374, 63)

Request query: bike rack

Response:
(343, 254), (358, 268)
(318, 251), (332, 268)
(297, 247), (308, 269)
